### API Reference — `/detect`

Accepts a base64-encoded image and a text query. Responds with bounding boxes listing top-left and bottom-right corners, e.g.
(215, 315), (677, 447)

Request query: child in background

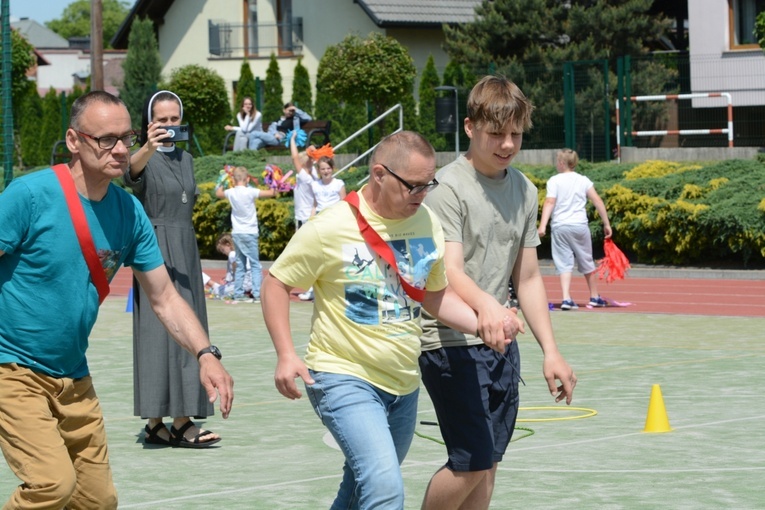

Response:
(215, 167), (277, 303)
(211, 233), (252, 299)
(537, 148), (612, 309)
(291, 131), (318, 231)
(310, 156), (346, 218)
(299, 157), (345, 302)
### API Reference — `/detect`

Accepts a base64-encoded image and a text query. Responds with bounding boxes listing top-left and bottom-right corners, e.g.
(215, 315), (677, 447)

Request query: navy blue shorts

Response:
(419, 342), (520, 471)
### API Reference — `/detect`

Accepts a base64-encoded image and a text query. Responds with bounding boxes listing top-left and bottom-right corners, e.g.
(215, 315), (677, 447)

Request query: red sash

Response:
(52, 164), (110, 305)
(344, 191), (426, 302)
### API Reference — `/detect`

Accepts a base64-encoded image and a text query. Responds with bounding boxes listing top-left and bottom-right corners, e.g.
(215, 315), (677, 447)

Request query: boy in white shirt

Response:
(215, 167), (277, 302)
(537, 148), (612, 309)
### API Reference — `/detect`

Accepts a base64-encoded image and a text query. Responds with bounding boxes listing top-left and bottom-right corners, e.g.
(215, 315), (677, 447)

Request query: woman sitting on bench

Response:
(225, 96), (262, 151)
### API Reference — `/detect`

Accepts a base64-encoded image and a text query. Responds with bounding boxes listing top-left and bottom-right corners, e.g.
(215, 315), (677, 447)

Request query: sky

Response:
(9, 0), (76, 25)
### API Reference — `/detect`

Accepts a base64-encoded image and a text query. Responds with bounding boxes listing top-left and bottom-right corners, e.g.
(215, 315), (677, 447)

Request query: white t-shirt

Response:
(546, 172), (593, 227)
(294, 167), (318, 222)
(224, 185), (262, 234)
(311, 178), (345, 213)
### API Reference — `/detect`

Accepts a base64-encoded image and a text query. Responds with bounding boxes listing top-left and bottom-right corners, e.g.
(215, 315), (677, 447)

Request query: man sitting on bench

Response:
(248, 102), (312, 151)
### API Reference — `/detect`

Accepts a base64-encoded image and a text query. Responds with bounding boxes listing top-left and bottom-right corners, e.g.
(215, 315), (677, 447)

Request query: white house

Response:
(688, 0), (765, 108)
(111, 0), (480, 106)
(12, 17), (126, 96)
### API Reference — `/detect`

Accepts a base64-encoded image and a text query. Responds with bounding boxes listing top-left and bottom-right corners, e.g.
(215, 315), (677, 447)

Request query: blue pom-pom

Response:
(285, 129), (308, 148)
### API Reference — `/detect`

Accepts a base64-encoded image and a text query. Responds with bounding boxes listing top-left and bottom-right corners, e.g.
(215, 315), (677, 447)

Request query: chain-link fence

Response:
(435, 52), (765, 162)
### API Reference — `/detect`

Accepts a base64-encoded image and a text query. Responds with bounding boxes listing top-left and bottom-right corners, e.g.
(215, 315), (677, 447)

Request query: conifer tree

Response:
(291, 57), (312, 115)
(418, 55), (445, 151)
(315, 78), (365, 154)
(40, 88), (62, 165)
(400, 84), (419, 135)
(263, 53), (284, 123)
(234, 59), (257, 115)
(119, 17), (161, 129)
(66, 84), (86, 113)
(442, 0), (674, 156)
(19, 86), (44, 167)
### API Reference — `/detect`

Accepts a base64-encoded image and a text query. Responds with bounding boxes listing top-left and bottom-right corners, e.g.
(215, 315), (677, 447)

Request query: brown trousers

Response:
(0, 364), (117, 509)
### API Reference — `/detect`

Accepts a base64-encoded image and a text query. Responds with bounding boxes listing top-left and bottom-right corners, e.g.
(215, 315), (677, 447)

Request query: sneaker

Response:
(560, 299), (579, 310)
(233, 296), (253, 303)
(589, 296), (608, 307)
(298, 290), (314, 301)
(252, 298), (261, 304)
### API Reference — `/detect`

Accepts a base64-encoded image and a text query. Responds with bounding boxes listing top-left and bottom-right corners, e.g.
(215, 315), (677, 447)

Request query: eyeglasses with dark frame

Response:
(74, 130), (138, 150)
(380, 164), (439, 195)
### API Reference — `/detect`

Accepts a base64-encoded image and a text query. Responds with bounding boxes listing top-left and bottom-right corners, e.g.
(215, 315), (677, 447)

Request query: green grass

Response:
(1, 298), (764, 509)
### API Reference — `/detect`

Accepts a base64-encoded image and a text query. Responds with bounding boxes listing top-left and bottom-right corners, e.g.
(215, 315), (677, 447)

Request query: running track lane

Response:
(109, 267), (765, 318)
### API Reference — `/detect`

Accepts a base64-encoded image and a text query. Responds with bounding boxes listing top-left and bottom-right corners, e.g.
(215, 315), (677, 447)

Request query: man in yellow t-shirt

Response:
(261, 131), (523, 509)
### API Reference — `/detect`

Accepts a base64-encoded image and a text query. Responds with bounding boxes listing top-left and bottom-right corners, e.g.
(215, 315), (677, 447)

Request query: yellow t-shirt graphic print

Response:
(269, 189), (447, 395)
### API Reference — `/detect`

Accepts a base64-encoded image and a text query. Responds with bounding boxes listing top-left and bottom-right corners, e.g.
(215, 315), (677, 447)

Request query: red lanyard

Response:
(343, 191), (426, 302)
(52, 164), (110, 305)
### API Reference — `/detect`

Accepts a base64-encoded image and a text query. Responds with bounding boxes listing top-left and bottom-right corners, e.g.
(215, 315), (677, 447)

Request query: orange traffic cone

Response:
(643, 384), (672, 433)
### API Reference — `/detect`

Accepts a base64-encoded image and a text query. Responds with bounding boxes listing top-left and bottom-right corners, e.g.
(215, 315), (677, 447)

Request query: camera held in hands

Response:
(159, 124), (189, 142)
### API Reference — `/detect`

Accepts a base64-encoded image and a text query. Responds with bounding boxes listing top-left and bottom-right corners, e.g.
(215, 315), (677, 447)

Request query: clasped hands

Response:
(477, 308), (525, 353)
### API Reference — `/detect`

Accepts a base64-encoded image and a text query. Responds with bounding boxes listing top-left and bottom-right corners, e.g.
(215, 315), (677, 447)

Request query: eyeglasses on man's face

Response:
(74, 130), (138, 150)
(381, 164), (439, 195)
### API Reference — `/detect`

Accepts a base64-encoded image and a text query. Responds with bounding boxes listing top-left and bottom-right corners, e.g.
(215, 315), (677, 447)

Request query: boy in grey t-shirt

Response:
(419, 75), (577, 510)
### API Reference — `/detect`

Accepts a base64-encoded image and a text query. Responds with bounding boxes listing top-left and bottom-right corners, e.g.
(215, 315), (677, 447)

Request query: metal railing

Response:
(332, 103), (404, 181)
(208, 19), (303, 58)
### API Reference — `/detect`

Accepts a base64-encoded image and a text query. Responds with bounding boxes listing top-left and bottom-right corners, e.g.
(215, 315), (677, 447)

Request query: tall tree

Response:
(443, 0), (675, 154)
(317, 33), (416, 136)
(263, 53), (284, 123)
(164, 65), (230, 156)
(400, 84), (419, 134)
(234, 59), (257, 115)
(118, 17), (161, 129)
(3, 29), (36, 167)
(291, 57), (312, 115)
(3, 29), (35, 119)
(39, 88), (62, 166)
(418, 55), (445, 150)
(18, 85), (44, 167)
(46, 0), (130, 48)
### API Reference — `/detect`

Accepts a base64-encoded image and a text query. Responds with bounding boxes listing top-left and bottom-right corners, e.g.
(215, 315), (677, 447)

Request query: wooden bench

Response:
(222, 120), (332, 154)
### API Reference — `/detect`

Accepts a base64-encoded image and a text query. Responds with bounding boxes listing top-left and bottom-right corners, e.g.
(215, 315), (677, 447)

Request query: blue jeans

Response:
(305, 370), (419, 510)
(247, 131), (280, 150)
(232, 233), (262, 299)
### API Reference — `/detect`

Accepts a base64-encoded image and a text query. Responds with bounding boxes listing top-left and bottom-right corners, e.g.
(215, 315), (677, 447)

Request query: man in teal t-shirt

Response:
(0, 91), (234, 509)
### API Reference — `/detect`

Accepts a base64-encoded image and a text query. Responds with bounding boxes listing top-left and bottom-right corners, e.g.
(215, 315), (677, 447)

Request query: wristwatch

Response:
(197, 345), (222, 360)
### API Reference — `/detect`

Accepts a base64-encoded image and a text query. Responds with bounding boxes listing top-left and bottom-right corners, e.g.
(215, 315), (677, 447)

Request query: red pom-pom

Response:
(596, 239), (631, 283)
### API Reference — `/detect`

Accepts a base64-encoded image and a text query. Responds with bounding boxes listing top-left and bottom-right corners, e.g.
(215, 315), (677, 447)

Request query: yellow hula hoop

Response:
(517, 406), (598, 422)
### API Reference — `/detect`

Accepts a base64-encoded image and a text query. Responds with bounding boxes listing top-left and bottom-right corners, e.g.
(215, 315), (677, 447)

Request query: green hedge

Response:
(9, 154), (761, 267)
(520, 158), (765, 267)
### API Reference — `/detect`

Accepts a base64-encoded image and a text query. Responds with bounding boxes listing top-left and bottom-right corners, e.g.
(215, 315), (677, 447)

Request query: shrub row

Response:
(520, 158), (765, 267)
(192, 155), (765, 267)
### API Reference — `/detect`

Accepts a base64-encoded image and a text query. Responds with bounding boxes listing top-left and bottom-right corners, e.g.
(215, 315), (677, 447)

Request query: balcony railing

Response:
(208, 18), (303, 59)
